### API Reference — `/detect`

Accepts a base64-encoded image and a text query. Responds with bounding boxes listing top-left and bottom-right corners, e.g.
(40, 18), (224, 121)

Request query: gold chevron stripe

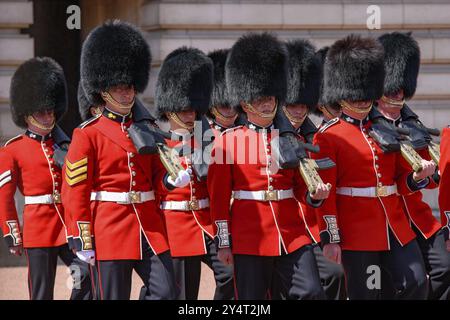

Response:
(65, 166), (87, 178)
(65, 173), (87, 186)
(66, 157), (88, 170)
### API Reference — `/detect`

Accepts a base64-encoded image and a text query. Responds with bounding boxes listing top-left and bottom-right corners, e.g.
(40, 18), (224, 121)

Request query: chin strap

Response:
(211, 106), (238, 126)
(381, 95), (405, 107)
(167, 112), (195, 130)
(339, 100), (373, 114)
(27, 115), (55, 131)
(101, 91), (135, 110)
(243, 101), (277, 120)
(282, 105), (307, 125)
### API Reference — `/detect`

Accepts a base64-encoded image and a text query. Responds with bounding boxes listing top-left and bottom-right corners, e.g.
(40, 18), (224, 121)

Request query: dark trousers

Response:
(413, 226), (450, 300)
(342, 230), (428, 300)
(97, 238), (177, 300)
(172, 234), (234, 300)
(313, 244), (347, 300)
(24, 244), (94, 300)
(234, 245), (325, 300)
(271, 244), (346, 300)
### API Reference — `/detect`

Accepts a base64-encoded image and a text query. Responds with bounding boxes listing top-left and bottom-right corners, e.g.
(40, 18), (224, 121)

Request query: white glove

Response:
(76, 250), (96, 266)
(167, 169), (192, 188)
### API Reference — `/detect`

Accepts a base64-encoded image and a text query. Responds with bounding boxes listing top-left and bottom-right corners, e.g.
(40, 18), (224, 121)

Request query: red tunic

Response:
(312, 116), (417, 251)
(439, 127), (450, 240)
(61, 113), (170, 260)
(208, 124), (311, 256)
(398, 148), (441, 239)
(0, 132), (67, 248)
(160, 135), (213, 257)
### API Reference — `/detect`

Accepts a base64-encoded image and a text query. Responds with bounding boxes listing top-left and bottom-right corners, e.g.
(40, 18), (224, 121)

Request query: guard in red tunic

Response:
(312, 35), (434, 299)
(208, 33), (330, 300)
(376, 32), (450, 300)
(439, 126), (450, 252)
(153, 47), (234, 300)
(0, 57), (93, 300)
(77, 82), (103, 122)
(206, 49), (241, 135)
(311, 46), (342, 125)
(62, 21), (187, 300)
(276, 39), (346, 300)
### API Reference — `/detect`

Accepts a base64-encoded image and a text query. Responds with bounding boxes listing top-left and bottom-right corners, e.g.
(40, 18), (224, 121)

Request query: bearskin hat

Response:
(10, 57), (67, 128)
(313, 46), (332, 116)
(155, 47), (213, 121)
(80, 20), (151, 106)
(378, 32), (420, 100)
(322, 34), (385, 107)
(285, 39), (323, 111)
(208, 49), (231, 109)
(77, 81), (93, 122)
(226, 32), (288, 107)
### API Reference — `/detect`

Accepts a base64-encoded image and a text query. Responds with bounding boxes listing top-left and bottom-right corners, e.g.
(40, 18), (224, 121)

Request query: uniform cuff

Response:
(3, 220), (22, 247)
(163, 173), (176, 191)
(74, 222), (94, 251)
(214, 220), (232, 249)
(407, 173), (430, 192)
(319, 215), (341, 245)
(306, 192), (324, 208)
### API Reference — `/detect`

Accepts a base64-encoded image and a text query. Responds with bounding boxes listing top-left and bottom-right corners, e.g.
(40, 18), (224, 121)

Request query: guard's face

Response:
(216, 105), (237, 118)
(31, 109), (55, 127)
(377, 89), (405, 111)
(387, 90), (405, 102)
(176, 110), (196, 127)
(285, 104), (308, 119)
(251, 96), (276, 114)
(109, 84), (135, 105)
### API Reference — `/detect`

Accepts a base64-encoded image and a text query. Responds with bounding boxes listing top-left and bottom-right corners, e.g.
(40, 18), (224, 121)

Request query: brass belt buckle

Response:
(129, 191), (141, 204)
(52, 191), (61, 204)
(264, 190), (278, 201)
(189, 199), (200, 210)
(376, 186), (388, 197)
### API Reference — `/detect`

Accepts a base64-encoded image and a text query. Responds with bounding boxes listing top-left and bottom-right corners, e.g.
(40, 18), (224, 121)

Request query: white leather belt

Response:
(336, 185), (397, 198)
(25, 192), (61, 205)
(161, 198), (209, 211)
(90, 191), (155, 204)
(232, 189), (294, 201)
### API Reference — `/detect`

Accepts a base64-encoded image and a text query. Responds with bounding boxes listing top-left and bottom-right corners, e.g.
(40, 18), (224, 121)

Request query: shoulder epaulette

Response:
(78, 114), (101, 129)
(319, 117), (340, 133)
(4, 134), (22, 146)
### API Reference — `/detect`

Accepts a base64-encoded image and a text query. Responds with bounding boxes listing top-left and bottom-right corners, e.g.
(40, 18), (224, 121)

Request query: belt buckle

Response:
(189, 199), (200, 210)
(376, 186), (388, 197)
(52, 191), (61, 204)
(129, 191), (141, 204)
(264, 190), (278, 201)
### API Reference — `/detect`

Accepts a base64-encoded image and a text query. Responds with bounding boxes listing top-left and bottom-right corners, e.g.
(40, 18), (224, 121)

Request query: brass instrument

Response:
(428, 141), (440, 165)
(299, 158), (328, 194)
(400, 142), (424, 172)
(156, 143), (185, 180)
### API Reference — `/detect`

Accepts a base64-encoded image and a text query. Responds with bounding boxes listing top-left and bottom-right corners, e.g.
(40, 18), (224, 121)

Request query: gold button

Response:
(130, 162), (134, 167)
(377, 173), (382, 178)
(269, 177), (273, 182)
(132, 181), (136, 186)
(269, 185), (274, 191)
(375, 156), (379, 160)
(375, 165), (379, 169)
(132, 171), (136, 176)
(378, 182), (383, 187)
(129, 152), (135, 158)
(192, 188), (196, 193)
